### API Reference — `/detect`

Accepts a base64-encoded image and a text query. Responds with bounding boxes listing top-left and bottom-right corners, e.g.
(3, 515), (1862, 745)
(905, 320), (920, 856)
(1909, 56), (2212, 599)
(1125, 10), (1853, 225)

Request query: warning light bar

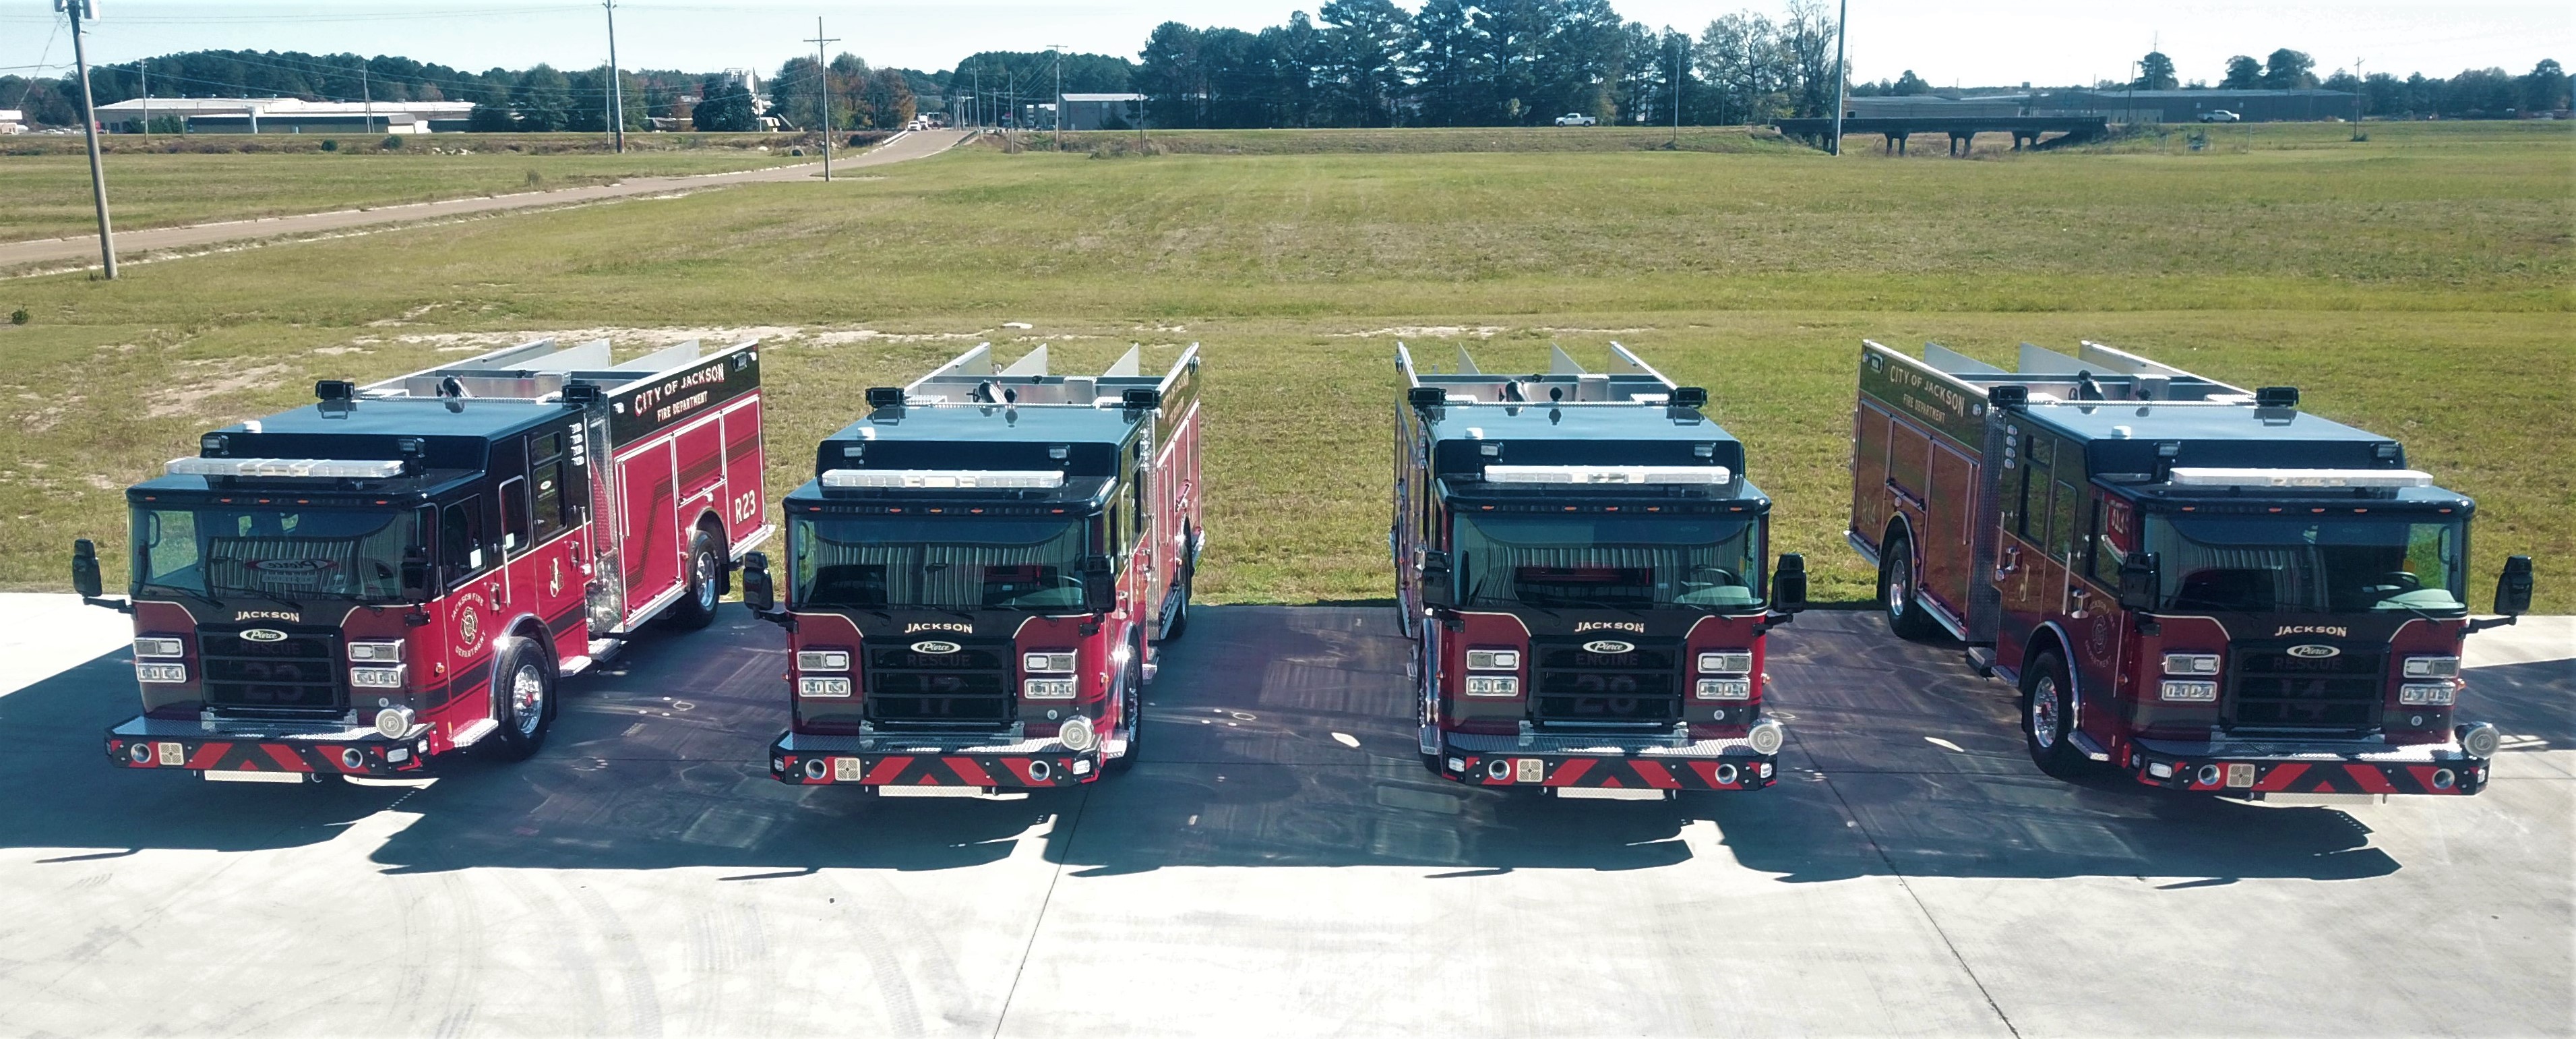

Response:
(2168, 467), (2433, 489)
(166, 458), (408, 479)
(820, 469), (1067, 490)
(1482, 465), (1731, 485)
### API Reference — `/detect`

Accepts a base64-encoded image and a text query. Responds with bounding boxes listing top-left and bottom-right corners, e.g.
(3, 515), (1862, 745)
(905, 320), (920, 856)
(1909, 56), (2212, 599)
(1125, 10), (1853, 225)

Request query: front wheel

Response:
(1159, 568), (1192, 643)
(666, 527), (723, 630)
(1104, 651), (1145, 776)
(484, 638), (556, 762)
(2021, 651), (2086, 779)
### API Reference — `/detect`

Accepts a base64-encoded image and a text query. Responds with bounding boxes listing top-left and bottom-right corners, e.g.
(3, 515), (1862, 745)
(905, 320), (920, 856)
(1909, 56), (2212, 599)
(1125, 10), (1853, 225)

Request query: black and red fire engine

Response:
(80, 337), (769, 781)
(1850, 339), (2532, 799)
(1394, 345), (1802, 797)
(745, 344), (1202, 793)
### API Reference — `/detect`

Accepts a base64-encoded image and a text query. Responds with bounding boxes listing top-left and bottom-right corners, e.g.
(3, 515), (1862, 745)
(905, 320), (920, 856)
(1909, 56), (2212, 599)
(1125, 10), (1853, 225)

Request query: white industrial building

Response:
(0, 109), (25, 134)
(90, 97), (474, 134)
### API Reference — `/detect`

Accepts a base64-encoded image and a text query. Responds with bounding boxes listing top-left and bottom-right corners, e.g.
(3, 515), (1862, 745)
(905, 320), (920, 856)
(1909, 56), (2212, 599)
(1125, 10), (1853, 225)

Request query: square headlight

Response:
(133, 637), (186, 659)
(135, 662), (188, 684)
(1024, 651), (1078, 674)
(797, 649), (851, 672)
(797, 676), (853, 698)
(1465, 649), (1520, 672)
(1024, 678), (1078, 700)
(1698, 651), (1753, 675)
(2161, 653), (2221, 676)
(2402, 656), (2460, 680)
(348, 665), (407, 690)
(2159, 680), (2218, 703)
(1695, 678), (1752, 701)
(2399, 682), (2457, 706)
(347, 641), (405, 663)
(1463, 676), (1521, 696)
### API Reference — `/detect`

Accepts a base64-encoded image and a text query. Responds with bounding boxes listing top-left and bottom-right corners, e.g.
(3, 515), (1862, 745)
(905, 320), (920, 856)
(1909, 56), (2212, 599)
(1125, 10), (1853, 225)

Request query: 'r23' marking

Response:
(731, 489), (760, 525)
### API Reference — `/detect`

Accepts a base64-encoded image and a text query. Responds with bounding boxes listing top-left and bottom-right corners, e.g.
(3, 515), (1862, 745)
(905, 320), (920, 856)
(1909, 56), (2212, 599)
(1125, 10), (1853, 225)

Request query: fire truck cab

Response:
(80, 337), (769, 781)
(1395, 344), (1802, 796)
(1851, 339), (2532, 799)
(746, 344), (1202, 792)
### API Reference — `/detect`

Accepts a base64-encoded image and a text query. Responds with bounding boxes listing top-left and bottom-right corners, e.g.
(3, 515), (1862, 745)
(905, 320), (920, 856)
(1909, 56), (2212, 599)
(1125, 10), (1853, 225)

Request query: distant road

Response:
(2, 129), (972, 274)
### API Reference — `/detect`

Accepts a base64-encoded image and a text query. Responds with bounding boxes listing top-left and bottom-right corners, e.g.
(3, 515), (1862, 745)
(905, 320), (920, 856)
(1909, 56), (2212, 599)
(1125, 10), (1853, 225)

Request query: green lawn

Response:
(1, 121), (2566, 610)
(0, 144), (807, 243)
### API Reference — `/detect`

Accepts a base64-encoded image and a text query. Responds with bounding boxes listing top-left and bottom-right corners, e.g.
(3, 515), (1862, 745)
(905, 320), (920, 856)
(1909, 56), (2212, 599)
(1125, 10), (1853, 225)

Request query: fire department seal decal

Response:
(1582, 640), (1636, 655)
(548, 558), (563, 597)
(911, 640), (962, 655)
(454, 595), (487, 657)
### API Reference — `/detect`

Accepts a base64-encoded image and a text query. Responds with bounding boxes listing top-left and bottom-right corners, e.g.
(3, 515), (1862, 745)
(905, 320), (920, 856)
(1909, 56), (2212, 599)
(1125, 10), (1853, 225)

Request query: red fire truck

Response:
(744, 343), (1202, 792)
(78, 337), (770, 781)
(1394, 345), (1802, 796)
(1850, 339), (2532, 798)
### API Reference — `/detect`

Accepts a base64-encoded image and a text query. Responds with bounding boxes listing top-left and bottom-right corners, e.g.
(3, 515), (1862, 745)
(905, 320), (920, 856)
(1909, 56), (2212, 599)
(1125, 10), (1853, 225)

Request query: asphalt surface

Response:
(1, 130), (973, 274)
(0, 604), (2567, 1036)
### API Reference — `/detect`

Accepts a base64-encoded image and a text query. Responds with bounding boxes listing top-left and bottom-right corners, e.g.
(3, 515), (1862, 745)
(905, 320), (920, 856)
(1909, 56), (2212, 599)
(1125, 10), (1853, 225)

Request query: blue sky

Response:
(5, 1), (2567, 88)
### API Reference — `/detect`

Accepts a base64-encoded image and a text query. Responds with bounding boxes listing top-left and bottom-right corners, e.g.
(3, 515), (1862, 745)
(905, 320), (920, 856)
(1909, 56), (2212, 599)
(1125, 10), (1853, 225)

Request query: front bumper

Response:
(2127, 734), (2487, 797)
(1433, 730), (1778, 792)
(770, 730), (1102, 789)
(106, 715), (430, 780)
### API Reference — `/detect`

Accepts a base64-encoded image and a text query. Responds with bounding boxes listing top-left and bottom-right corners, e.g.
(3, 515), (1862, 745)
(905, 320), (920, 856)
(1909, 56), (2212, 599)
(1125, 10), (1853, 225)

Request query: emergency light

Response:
(819, 468), (1066, 490)
(1482, 465), (1731, 485)
(166, 457), (408, 479)
(2167, 467), (2433, 489)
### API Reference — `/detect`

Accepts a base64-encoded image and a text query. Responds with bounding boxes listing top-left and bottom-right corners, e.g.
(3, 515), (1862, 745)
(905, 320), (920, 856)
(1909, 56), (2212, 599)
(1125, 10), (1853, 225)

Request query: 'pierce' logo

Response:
(241, 628), (288, 643)
(1582, 640), (1636, 655)
(911, 641), (962, 655)
(2287, 645), (2341, 659)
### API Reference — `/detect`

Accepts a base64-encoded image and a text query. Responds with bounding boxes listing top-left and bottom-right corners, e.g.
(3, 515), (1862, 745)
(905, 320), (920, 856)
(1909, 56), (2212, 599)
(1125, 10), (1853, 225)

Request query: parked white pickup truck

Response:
(1552, 113), (1598, 126)
(2197, 109), (2242, 123)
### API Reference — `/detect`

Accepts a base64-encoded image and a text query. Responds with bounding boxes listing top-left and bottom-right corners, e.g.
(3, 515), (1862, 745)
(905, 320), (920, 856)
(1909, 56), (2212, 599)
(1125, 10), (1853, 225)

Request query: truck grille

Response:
(2226, 642), (2384, 732)
(1530, 636), (1682, 728)
(200, 624), (344, 713)
(865, 638), (1016, 727)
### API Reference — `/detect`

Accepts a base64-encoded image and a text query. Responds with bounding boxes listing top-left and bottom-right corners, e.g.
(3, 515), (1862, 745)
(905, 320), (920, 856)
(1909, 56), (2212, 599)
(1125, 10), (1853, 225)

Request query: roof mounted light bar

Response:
(820, 469), (1066, 490)
(1483, 465), (1731, 485)
(2168, 467), (2432, 489)
(167, 457), (408, 479)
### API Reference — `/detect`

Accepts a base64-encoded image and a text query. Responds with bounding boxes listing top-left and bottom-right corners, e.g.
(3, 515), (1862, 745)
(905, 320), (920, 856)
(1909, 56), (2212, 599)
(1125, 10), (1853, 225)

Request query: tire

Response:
(666, 527), (723, 631)
(1878, 535), (1936, 641)
(2021, 650), (2085, 779)
(1104, 647), (1145, 776)
(1159, 568), (1192, 643)
(485, 637), (556, 762)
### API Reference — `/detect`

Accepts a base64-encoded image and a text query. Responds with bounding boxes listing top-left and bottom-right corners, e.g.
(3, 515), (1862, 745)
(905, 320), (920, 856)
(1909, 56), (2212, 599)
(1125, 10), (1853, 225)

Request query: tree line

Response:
(1856, 49), (2569, 121)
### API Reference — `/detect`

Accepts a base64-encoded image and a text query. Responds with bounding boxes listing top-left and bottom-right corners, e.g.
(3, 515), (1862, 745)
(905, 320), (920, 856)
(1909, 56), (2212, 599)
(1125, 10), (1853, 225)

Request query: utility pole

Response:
(973, 63), (981, 131)
(1828, 0), (1848, 155)
(604, 0), (625, 152)
(61, 0), (117, 278)
(1671, 34), (1682, 147)
(361, 63), (373, 136)
(2352, 57), (2366, 140)
(807, 19), (840, 180)
(138, 58), (148, 141)
(1049, 45), (1066, 151)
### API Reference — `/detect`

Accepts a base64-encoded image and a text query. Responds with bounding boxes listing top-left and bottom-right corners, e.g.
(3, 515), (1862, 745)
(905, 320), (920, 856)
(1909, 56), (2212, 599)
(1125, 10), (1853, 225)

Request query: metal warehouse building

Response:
(90, 97), (474, 134)
(2032, 88), (2357, 123)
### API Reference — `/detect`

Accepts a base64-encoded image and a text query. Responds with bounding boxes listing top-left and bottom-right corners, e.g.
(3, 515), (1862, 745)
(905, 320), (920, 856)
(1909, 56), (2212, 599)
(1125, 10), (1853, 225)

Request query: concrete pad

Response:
(0, 593), (133, 697)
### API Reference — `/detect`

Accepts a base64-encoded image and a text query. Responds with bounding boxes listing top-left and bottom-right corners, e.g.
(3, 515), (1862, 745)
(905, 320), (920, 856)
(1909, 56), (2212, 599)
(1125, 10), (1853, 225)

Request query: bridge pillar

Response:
(1950, 132), (1973, 156)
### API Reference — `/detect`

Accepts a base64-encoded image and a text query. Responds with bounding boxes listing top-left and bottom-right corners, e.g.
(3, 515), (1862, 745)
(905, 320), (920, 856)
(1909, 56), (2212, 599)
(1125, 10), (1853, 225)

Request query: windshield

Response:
(1452, 513), (1764, 610)
(133, 505), (415, 603)
(2142, 514), (2467, 614)
(792, 515), (1090, 610)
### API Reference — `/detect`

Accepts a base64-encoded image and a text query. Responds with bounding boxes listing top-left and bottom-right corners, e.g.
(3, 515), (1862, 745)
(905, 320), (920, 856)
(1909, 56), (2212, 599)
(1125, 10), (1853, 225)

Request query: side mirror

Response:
(1418, 549), (1456, 610)
(400, 558), (434, 599)
(1771, 553), (1808, 614)
(71, 539), (104, 599)
(2118, 551), (2160, 613)
(1080, 555), (1117, 614)
(2494, 555), (2534, 616)
(741, 552), (777, 614)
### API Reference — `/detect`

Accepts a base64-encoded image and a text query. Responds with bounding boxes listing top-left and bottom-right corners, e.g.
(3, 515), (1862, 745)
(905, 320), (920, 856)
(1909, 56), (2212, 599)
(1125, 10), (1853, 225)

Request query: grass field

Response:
(0, 136), (813, 243)
(1, 120), (2566, 610)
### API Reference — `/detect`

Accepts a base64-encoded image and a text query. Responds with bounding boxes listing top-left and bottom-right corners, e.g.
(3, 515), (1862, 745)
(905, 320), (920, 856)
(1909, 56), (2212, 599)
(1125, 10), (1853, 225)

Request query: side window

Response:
(2087, 499), (2122, 586)
(530, 431), (570, 542)
(499, 477), (532, 557)
(2017, 436), (2054, 541)
(2048, 479), (2080, 561)
(440, 496), (491, 585)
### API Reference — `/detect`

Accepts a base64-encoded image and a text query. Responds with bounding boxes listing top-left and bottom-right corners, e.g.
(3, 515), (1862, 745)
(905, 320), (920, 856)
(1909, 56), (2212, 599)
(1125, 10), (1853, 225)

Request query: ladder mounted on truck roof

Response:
(890, 342), (1200, 408)
(356, 336), (758, 403)
(1869, 338), (2261, 406)
(1396, 342), (1705, 407)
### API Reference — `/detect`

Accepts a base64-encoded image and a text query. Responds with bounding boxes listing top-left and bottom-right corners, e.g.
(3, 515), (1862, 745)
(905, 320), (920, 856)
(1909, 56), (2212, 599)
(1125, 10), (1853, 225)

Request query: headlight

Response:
(2399, 682), (2458, 706)
(1465, 649), (1520, 672)
(2159, 680), (2218, 702)
(2458, 721), (2500, 759)
(135, 662), (187, 684)
(133, 637), (185, 658)
(346, 640), (405, 663)
(797, 649), (851, 672)
(1747, 719), (1786, 756)
(1463, 676), (1520, 696)
(1695, 678), (1753, 701)
(2402, 656), (2460, 680)
(1024, 651), (1077, 673)
(373, 707), (415, 740)
(1024, 678), (1078, 700)
(1698, 651), (1753, 675)
(1058, 715), (1097, 752)
(2161, 653), (2220, 676)
(349, 665), (407, 690)
(797, 676), (853, 698)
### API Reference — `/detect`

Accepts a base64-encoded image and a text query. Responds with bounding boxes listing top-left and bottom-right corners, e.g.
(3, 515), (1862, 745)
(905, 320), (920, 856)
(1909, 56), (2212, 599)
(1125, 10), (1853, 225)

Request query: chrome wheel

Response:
(2030, 674), (2060, 750)
(1887, 555), (1912, 620)
(693, 550), (718, 612)
(510, 663), (547, 737)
